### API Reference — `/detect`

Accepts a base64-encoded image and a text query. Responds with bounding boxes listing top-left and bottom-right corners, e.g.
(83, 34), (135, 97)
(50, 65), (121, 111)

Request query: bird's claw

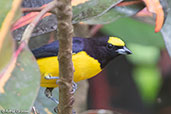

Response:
(71, 81), (77, 94)
(53, 107), (76, 114)
(44, 88), (59, 104)
(44, 75), (77, 105)
(56, 80), (77, 94)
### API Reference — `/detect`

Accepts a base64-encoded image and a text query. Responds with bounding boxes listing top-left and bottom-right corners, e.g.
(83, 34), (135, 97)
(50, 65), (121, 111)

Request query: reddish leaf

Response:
(12, 3), (52, 31)
(12, 0), (122, 31)
(12, 0), (90, 31)
(117, 0), (142, 7)
(143, 0), (165, 32)
(12, 12), (51, 31)
(136, 8), (153, 17)
(13, 0), (167, 33)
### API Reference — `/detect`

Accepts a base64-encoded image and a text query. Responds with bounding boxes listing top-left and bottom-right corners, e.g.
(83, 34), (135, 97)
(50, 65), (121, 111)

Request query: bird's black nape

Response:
(83, 37), (116, 68)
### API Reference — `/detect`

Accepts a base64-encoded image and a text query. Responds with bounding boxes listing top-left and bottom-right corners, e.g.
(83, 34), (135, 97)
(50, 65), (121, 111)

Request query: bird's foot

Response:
(44, 74), (59, 80)
(44, 88), (59, 104)
(44, 75), (77, 105)
(54, 107), (76, 114)
(44, 74), (59, 104)
(56, 80), (77, 94)
(71, 81), (77, 94)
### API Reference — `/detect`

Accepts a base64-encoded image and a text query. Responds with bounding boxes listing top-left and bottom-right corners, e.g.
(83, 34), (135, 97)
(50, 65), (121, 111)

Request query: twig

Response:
(22, 7), (56, 14)
(20, 1), (57, 44)
(22, 7), (44, 13)
(55, 0), (74, 114)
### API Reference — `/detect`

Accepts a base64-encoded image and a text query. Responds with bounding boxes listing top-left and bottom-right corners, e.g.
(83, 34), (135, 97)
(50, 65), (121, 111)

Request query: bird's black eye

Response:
(107, 44), (113, 49)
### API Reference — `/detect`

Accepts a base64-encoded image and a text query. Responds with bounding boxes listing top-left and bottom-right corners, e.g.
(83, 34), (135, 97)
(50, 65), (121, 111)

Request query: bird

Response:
(32, 36), (132, 104)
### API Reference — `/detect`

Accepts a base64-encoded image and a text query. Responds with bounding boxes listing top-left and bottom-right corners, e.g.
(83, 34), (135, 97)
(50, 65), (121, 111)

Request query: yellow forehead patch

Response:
(108, 37), (125, 46)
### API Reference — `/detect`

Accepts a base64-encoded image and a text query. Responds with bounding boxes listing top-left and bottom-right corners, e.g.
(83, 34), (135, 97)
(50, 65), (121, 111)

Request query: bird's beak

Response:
(116, 46), (132, 55)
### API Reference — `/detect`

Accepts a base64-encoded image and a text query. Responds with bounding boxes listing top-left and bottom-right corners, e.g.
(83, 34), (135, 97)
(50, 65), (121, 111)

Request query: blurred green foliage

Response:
(0, 0), (12, 27)
(133, 66), (161, 104)
(128, 44), (161, 104)
(101, 17), (165, 48)
(127, 43), (161, 104)
(127, 43), (160, 65)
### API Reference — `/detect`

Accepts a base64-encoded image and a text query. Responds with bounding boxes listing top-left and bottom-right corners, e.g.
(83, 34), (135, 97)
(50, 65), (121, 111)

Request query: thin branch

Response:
(55, 0), (74, 113)
(22, 7), (56, 14)
(20, 1), (57, 44)
(22, 7), (44, 12)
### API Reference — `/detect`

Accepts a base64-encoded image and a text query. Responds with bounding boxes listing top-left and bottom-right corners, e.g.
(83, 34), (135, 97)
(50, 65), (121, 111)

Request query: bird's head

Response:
(106, 37), (132, 56)
(84, 36), (132, 68)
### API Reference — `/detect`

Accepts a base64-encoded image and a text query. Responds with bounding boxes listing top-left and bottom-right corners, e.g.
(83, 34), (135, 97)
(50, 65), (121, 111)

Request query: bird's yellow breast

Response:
(37, 51), (102, 88)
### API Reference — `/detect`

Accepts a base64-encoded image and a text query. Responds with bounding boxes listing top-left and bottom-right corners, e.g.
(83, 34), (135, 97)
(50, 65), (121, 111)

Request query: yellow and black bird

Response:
(32, 36), (132, 103)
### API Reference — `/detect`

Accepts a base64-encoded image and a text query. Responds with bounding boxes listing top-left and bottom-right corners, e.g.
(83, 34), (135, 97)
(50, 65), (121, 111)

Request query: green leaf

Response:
(0, 0), (12, 27)
(82, 8), (124, 24)
(101, 17), (165, 48)
(72, 0), (123, 23)
(83, 2), (144, 24)
(0, 0), (22, 73)
(0, 47), (40, 113)
(0, 34), (15, 73)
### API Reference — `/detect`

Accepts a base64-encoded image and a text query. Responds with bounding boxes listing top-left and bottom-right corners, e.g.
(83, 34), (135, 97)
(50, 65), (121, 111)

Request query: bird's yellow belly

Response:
(37, 51), (102, 88)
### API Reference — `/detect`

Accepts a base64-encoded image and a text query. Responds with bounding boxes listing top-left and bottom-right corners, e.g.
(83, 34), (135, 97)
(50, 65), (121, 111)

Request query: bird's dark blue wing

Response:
(32, 41), (59, 59)
(32, 37), (84, 59)
(72, 37), (84, 53)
